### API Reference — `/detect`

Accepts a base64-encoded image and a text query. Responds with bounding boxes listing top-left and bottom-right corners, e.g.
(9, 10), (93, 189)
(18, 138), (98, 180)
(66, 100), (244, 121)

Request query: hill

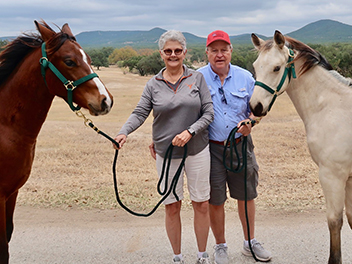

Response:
(2, 19), (352, 48)
(287, 19), (352, 43)
(76, 28), (271, 49)
(75, 19), (352, 48)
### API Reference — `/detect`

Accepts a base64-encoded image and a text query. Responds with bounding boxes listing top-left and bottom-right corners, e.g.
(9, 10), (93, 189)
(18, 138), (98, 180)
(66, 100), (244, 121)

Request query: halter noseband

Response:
(254, 48), (296, 112)
(39, 42), (98, 111)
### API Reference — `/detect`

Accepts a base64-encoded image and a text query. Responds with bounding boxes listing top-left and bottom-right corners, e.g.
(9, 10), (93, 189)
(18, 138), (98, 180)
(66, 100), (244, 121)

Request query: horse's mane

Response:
(284, 36), (333, 75)
(260, 36), (333, 75)
(0, 21), (76, 87)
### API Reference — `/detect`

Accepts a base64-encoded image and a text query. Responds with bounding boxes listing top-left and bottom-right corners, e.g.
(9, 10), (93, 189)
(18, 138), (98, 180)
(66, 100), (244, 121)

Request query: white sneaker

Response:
(173, 256), (185, 263)
(241, 239), (272, 262)
(196, 252), (210, 264)
(213, 244), (229, 264)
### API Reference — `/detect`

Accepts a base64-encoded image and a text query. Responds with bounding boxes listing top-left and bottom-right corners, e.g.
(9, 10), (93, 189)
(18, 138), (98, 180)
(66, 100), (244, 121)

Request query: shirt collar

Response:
(155, 65), (191, 81)
(207, 62), (233, 82)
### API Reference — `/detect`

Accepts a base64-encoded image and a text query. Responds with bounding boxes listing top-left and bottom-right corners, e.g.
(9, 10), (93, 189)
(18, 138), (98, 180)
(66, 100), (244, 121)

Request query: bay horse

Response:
(250, 31), (352, 264)
(0, 21), (113, 263)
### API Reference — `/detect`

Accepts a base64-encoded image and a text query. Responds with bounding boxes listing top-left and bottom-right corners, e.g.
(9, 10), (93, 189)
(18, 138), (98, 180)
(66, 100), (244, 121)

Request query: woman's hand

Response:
(172, 130), (193, 147)
(149, 142), (156, 160)
(113, 134), (127, 149)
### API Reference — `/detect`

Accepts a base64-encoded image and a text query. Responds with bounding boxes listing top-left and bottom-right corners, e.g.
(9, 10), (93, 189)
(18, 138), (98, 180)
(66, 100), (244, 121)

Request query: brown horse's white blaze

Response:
(79, 49), (113, 115)
(0, 20), (114, 263)
(250, 31), (352, 264)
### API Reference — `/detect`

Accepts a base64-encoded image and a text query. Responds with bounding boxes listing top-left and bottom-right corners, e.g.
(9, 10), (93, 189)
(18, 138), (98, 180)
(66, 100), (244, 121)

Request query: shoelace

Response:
(197, 258), (209, 264)
(214, 245), (227, 256)
(248, 241), (265, 254)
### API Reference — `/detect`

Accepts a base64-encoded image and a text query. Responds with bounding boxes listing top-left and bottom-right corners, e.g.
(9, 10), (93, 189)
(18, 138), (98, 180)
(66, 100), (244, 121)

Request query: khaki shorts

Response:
(156, 145), (210, 205)
(209, 135), (259, 205)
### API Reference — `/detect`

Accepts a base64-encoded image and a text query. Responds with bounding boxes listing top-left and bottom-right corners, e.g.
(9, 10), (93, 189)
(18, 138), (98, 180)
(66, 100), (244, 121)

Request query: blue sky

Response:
(1, 0), (352, 38)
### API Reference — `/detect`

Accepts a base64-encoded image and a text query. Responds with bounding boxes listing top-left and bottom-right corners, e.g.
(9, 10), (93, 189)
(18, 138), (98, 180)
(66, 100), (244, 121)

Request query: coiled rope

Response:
(223, 120), (260, 262)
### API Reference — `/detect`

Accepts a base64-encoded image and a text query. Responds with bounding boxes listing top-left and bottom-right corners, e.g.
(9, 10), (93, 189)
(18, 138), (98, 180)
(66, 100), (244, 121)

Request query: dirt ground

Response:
(9, 205), (352, 264)
(9, 66), (352, 263)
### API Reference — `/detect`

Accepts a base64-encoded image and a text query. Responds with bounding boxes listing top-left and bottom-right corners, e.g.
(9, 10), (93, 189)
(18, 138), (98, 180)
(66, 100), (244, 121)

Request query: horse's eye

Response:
(274, 66), (280, 72)
(64, 60), (76, 67)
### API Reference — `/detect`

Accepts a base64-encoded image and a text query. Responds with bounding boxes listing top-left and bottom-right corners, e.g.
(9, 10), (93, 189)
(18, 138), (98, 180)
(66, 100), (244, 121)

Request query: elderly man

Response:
(197, 30), (271, 264)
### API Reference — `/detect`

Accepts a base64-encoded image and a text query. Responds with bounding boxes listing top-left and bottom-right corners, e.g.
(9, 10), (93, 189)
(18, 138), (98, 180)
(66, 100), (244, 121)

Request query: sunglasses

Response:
(162, 48), (184, 56)
(218, 87), (227, 104)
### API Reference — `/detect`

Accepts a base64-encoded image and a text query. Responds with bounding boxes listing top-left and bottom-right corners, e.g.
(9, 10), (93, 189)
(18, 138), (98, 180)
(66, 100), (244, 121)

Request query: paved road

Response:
(9, 206), (352, 264)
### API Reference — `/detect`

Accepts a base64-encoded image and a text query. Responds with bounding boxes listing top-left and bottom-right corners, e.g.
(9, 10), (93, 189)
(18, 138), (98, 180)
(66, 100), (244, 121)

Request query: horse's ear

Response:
(251, 33), (264, 50)
(62, 23), (75, 38)
(35, 20), (55, 42)
(274, 30), (285, 49)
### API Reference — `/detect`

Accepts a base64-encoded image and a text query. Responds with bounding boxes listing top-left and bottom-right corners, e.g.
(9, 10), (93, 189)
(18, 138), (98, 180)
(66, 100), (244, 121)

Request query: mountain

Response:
(2, 19), (352, 48)
(75, 19), (352, 48)
(76, 27), (165, 48)
(75, 27), (207, 49)
(286, 19), (352, 43)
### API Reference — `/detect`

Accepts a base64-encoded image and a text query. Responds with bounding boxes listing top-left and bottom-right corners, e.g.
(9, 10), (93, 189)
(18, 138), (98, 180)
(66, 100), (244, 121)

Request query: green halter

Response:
(254, 48), (297, 112)
(39, 42), (98, 111)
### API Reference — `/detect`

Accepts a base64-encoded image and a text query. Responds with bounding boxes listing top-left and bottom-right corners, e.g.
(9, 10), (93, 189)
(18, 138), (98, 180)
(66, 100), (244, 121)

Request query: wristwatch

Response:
(187, 127), (195, 136)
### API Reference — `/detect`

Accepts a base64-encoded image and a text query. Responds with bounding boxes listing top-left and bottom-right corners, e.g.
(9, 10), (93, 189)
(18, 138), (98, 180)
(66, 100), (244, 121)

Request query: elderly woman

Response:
(114, 30), (214, 264)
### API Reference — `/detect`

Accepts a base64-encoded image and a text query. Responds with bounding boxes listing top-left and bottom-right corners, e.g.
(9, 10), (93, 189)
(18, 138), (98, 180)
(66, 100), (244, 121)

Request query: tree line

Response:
(86, 43), (352, 78)
(1, 39), (351, 77)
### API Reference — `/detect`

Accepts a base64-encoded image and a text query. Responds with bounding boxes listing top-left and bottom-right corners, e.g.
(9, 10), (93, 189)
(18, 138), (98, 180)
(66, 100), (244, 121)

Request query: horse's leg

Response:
(319, 167), (345, 264)
(345, 176), (352, 229)
(6, 191), (18, 242)
(0, 198), (9, 264)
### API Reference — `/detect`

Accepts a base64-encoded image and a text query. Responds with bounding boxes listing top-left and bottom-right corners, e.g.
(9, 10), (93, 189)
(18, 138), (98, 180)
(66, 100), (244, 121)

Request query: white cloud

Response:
(0, 0), (351, 37)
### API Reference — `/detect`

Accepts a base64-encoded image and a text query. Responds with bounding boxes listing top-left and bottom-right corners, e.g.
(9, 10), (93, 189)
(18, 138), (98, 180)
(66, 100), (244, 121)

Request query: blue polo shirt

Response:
(198, 63), (255, 141)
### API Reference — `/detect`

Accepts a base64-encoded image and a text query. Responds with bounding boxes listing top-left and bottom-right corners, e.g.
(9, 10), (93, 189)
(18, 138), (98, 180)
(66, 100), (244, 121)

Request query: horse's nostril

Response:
(251, 103), (263, 117)
(101, 97), (107, 110)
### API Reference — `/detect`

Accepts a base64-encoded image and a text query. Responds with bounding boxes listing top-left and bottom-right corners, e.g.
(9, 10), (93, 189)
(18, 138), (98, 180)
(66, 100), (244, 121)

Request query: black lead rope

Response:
(223, 121), (260, 262)
(87, 122), (187, 217)
(84, 113), (259, 259)
(112, 143), (187, 217)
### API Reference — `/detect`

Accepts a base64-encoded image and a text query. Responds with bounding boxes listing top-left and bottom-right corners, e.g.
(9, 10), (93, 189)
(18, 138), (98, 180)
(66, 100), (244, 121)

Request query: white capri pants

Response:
(156, 145), (210, 205)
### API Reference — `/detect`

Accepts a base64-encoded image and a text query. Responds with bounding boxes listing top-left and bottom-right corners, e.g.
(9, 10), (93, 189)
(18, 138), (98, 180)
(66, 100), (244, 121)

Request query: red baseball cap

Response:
(206, 30), (231, 46)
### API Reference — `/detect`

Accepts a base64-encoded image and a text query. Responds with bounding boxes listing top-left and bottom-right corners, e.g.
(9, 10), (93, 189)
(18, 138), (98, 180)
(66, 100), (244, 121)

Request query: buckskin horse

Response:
(250, 30), (352, 264)
(0, 21), (113, 263)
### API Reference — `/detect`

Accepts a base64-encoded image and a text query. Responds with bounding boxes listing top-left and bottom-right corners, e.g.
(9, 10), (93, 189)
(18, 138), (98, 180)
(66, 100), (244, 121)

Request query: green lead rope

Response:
(223, 120), (260, 262)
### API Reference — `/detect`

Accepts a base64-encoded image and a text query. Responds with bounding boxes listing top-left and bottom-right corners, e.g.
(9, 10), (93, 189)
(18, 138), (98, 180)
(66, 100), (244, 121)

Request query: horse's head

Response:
(250, 30), (296, 117)
(35, 21), (113, 116)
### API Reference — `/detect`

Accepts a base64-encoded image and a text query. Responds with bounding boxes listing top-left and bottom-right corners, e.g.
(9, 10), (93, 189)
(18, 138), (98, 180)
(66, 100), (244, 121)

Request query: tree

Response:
(188, 47), (207, 63)
(101, 47), (114, 58)
(0, 40), (8, 52)
(136, 52), (164, 76)
(87, 49), (109, 70)
(123, 56), (143, 72)
(108, 46), (138, 64)
(138, 48), (156, 56)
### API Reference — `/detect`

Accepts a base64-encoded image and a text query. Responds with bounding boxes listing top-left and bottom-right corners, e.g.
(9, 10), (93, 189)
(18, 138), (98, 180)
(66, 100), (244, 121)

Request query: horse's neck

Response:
(0, 49), (54, 140)
(286, 65), (351, 129)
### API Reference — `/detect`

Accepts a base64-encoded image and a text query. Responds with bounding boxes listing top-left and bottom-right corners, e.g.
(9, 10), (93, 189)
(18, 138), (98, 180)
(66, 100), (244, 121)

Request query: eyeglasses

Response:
(208, 48), (231, 55)
(218, 87), (227, 104)
(162, 48), (184, 56)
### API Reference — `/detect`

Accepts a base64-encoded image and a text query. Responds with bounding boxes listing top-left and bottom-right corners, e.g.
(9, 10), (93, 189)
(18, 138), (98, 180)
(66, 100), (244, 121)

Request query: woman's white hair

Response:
(158, 30), (187, 51)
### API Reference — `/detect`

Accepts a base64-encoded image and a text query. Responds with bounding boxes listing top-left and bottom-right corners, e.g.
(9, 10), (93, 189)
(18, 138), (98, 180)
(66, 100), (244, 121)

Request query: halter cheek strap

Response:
(39, 42), (98, 111)
(254, 48), (296, 112)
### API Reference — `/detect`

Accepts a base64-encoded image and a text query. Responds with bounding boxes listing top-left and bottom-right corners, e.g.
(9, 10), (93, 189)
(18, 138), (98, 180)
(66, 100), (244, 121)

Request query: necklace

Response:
(163, 68), (184, 84)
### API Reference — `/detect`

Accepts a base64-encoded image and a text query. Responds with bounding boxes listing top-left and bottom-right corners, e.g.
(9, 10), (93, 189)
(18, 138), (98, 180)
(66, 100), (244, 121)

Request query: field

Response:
(17, 66), (324, 213)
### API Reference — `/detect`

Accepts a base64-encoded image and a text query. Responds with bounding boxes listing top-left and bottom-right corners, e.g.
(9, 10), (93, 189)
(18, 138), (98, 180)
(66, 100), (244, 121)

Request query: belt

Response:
(210, 137), (242, 146)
